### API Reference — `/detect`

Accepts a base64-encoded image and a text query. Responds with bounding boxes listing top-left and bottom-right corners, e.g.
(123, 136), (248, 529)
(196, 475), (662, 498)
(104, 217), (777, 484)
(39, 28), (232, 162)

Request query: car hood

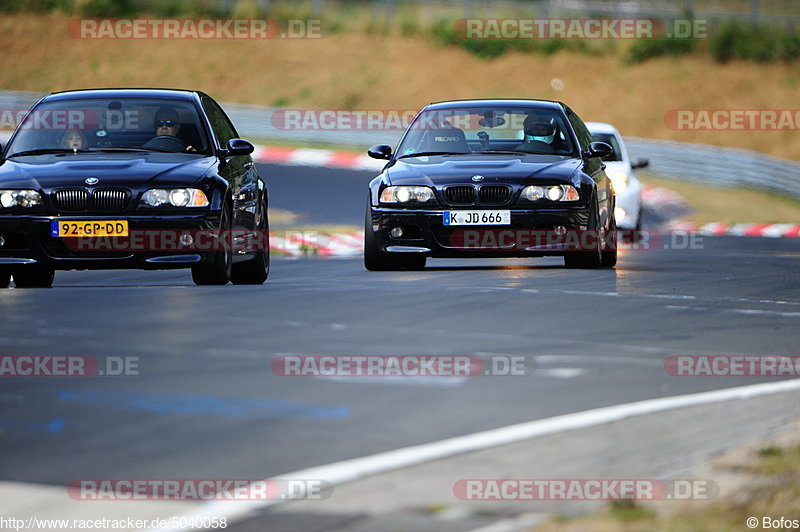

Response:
(0, 152), (216, 190)
(384, 155), (582, 187)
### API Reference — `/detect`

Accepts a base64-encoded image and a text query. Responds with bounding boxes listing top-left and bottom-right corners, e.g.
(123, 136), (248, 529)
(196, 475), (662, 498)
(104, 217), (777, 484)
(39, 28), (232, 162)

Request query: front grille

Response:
(479, 185), (512, 205)
(92, 189), (129, 211)
(51, 189), (129, 212)
(53, 189), (89, 211)
(444, 186), (475, 205)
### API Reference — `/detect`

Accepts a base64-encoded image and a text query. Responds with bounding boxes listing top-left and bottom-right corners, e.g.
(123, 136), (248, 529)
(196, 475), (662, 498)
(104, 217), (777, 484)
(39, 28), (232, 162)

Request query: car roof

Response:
(42, 88), (206, 102)
(585, 121), (619, 135)
(424, 99), (565, 111)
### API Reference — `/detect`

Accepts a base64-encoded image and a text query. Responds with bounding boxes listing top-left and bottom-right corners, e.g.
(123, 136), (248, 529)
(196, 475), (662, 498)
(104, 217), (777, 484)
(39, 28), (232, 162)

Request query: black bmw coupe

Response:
(365, 99), (617, 271)
(0, 88), (269, 287)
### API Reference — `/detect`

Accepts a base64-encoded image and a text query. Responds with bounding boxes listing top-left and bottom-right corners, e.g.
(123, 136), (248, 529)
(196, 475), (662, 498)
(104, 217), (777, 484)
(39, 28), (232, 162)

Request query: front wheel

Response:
(12, 266), (55, 288)
(192, 206), (232, 285)
(0, 268), (12, 288)
(601, 211), (617, 268)
(231, 201), (270, 285)
(564, 201), (603, 269)
(364, 202), (426, 271)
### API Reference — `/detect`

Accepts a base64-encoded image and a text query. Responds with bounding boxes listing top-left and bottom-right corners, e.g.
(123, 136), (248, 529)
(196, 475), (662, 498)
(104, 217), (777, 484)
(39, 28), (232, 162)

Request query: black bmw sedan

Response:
(365, 99), (617, 271)
(0, 88), (269, 287)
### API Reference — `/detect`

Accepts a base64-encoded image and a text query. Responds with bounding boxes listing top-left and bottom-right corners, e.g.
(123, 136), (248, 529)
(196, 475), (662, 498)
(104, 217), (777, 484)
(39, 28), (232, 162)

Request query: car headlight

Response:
(380, 186), (434, 204)
(141, 188), (209, 207)
(0, 190), (42, 208)
(609, 171), (629, 193)
(521, 185), (579, 202)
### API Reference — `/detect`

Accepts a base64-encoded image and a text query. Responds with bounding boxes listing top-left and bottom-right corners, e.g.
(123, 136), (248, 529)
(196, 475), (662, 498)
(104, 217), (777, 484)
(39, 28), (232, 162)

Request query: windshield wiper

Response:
(90, 147), (176, 153)
(6, 148), (94, 157)
(8, 147), (183, 157)
(473, 150), (532, 155)
(397, 151), (468, 159)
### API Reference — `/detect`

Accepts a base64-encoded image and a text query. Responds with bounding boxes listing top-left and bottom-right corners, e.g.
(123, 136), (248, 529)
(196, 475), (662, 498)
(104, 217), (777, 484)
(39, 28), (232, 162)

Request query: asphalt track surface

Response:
(1, 163), (799, 498)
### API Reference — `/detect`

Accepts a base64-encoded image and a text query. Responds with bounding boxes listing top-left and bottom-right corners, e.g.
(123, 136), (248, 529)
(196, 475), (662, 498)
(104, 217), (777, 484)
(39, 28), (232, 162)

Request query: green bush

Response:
(80, 0), (138, 17)
(0, 0), (73, 13)
(710, 21), (800, 63)
(627, 36), (697, 63)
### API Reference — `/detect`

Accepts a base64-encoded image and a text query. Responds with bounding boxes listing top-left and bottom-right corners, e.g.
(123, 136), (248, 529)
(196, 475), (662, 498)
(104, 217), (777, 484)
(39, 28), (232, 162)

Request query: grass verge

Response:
(535, 433), (800, 532)
(640, 173), (800, 225)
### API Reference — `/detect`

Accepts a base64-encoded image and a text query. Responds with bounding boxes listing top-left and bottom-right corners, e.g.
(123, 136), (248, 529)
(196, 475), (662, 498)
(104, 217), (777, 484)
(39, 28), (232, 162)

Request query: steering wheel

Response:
(142, 135), (187, 152)
(477, 131), (490, 151)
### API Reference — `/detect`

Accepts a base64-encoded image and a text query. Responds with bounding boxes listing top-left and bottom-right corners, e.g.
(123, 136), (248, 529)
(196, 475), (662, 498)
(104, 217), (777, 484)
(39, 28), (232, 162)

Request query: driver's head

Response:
(154, 107), (180, 137)
(522, 113), (555, 141)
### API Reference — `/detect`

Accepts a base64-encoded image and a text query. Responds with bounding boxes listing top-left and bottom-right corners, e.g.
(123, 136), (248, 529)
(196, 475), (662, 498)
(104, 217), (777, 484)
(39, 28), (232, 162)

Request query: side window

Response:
(566, 109), (594, 154)
(202, 98), (238, 147)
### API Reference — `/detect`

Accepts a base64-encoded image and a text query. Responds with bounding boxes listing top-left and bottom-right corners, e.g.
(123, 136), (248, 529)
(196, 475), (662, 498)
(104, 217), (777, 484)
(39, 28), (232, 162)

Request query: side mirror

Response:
(585, 141), (613, 159)
(368, 144), (392, 160)
(631, 156), (649, 169)
(224, 138), (254, 156)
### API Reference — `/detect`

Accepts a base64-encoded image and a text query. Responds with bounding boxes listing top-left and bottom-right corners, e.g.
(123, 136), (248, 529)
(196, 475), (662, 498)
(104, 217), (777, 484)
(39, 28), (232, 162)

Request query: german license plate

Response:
(443, 210), (510, 226)
(51, 220), (129, 237)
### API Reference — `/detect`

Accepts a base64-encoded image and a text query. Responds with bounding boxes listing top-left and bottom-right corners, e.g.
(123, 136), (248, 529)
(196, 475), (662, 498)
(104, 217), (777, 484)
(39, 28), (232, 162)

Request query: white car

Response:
(586, 122), (648, 230)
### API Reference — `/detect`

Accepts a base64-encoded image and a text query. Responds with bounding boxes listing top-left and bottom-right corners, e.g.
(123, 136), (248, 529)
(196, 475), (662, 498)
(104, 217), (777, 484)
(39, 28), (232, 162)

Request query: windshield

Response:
(396, 106), (577, 158)
(6, 98), (211, 156)
(590, 132), (623, 162)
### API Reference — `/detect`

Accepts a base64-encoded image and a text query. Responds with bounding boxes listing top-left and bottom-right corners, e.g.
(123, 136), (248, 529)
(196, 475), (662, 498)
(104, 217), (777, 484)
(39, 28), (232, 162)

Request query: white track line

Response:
(147, 379), (800, 531)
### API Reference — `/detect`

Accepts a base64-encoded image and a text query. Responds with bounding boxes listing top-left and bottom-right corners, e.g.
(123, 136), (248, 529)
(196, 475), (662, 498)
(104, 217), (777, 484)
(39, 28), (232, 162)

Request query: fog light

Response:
(615, 207), (627, 221)
(0, 235), (5, 247)
(389, 227), (404, 238)
(179, 233), (194, 246)
(553, 226), (567, 236)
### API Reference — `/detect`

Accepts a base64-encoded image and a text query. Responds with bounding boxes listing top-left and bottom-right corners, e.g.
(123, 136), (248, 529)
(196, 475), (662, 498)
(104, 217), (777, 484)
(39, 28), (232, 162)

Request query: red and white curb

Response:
(270, 231), (363, 257)
(253, 145), (383, 171)
(661, 221), (800, 238)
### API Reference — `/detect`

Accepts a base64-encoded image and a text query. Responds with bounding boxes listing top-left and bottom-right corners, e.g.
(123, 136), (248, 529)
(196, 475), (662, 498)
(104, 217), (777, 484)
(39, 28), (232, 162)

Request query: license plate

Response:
(443, 210), (510, 226)
(50, 220), (129, 237)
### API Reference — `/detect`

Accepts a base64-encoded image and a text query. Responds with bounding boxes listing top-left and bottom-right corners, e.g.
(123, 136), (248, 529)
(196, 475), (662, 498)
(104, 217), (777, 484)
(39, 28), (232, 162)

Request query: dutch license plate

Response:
(443, 210), (510, 226)
(50, 220), (129, 237)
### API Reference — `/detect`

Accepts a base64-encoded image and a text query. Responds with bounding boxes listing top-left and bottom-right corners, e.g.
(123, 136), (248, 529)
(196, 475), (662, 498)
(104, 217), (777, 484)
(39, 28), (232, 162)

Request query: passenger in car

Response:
(61, 128), (88, 150)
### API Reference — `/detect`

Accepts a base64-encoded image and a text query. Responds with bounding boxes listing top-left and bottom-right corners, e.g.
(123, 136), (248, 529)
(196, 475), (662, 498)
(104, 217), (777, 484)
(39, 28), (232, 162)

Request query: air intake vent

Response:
(444, 186), (475, 205)
(92, 189), (129, 211)
(479, 185), (511, 205)
(53, 189), (89, 211)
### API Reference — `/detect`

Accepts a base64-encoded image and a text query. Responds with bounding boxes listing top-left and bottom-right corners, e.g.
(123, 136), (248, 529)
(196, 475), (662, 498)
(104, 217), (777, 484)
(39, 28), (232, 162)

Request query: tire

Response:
(0, 268), (11, 288)
(192, 205), (232, 286)
(12, 266), (55, 288)
(601, 211), (617, 268)
(364, 201), (426, 271)
(564, 200), (602, 269)
(231, 200), (270, 285)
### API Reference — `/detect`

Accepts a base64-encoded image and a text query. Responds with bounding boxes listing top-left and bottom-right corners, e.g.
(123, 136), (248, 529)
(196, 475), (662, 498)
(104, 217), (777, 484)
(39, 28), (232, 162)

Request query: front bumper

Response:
(0, 213), (223, 270)
(371, 206), (592, 258)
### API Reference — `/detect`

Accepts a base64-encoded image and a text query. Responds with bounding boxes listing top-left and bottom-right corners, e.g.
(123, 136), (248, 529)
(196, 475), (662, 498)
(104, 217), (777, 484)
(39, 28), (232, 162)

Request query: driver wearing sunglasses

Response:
(150, 107), (195, 152)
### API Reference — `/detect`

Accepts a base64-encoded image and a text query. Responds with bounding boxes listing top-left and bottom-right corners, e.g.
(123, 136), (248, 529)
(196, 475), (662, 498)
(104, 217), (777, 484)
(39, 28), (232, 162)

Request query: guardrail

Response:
(2, 91), (798, 199)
